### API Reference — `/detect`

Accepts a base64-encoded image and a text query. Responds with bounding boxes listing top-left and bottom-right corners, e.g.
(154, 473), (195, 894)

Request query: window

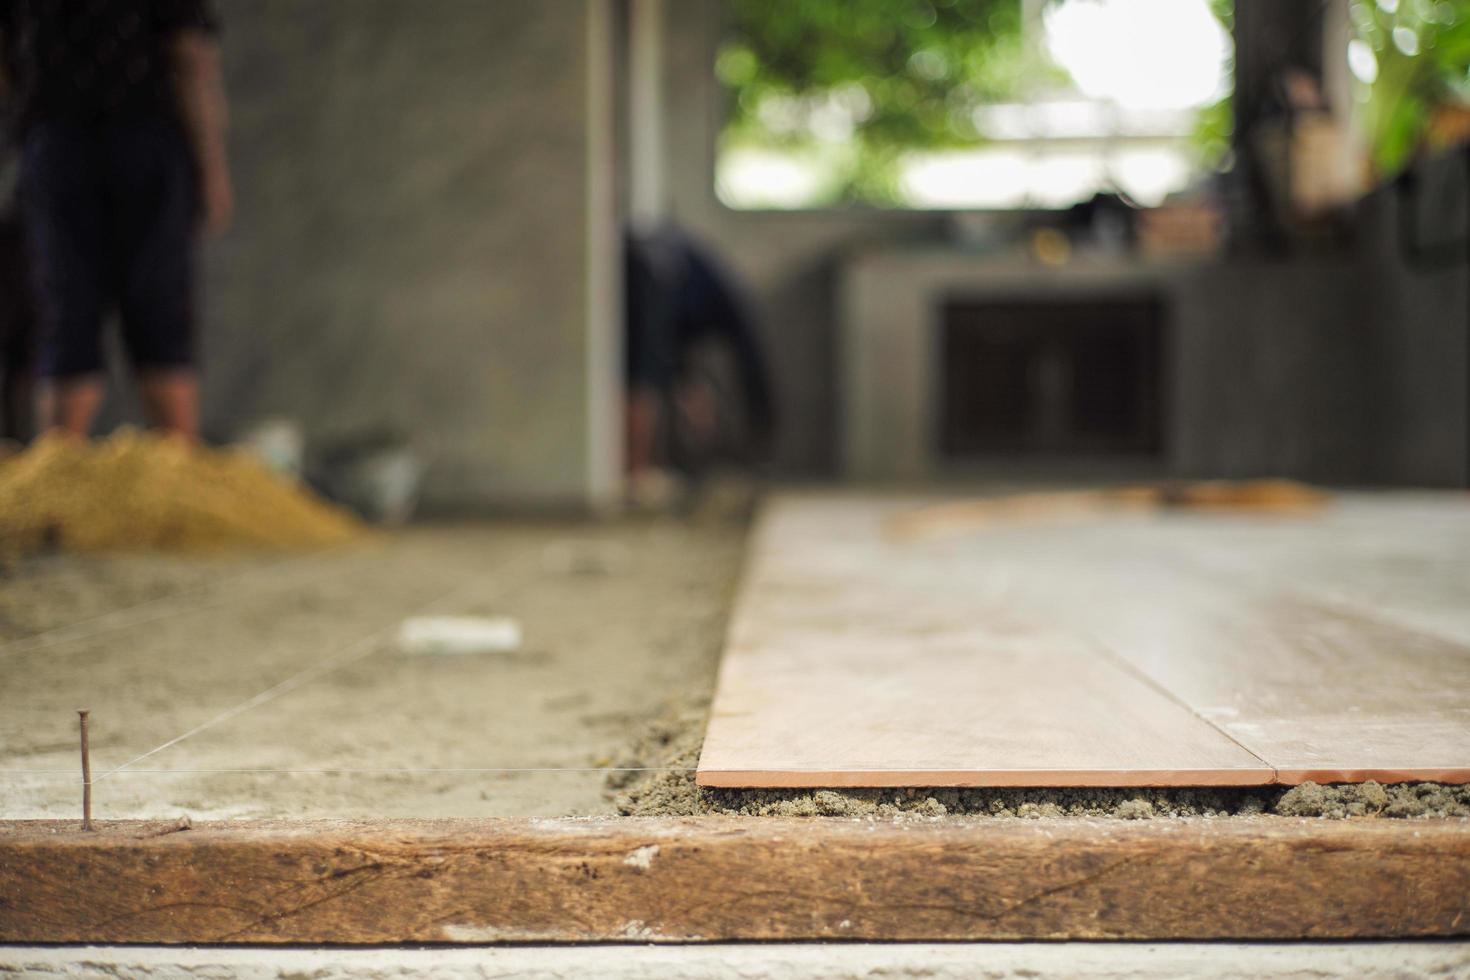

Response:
(715, 0), (1234, 210)
(940, 296), (1164, 458)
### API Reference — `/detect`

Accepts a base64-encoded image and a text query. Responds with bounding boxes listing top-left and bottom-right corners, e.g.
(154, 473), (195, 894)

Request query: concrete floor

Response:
(4, 506), (1467, 974)
(0, 518), (745, 820)
(3, 941), (1467, 979)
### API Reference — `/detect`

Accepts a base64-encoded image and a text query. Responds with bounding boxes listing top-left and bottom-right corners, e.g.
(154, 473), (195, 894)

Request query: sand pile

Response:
(0, 429), (363, 552)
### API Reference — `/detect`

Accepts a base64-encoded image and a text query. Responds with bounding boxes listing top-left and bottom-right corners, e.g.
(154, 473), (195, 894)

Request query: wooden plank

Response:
(698, 497), (1273, 788)
(1, 817), (1467, 943)
(927, 501), (1470, 785)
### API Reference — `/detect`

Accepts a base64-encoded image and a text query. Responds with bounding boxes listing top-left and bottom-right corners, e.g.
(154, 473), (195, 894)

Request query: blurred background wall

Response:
(189, 0), (619, 511)
(75, 0), (1465, 503)
(656, 0), (1468, 486)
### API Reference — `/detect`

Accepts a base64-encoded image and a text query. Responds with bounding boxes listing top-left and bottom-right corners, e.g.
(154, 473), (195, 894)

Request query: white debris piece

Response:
(398, 616), (523, 656)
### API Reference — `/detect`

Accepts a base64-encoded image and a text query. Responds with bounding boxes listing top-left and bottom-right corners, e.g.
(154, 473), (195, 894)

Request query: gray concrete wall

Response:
(1175, 151), (1465, 487)
(1170, 259), (1377, 483)
(196, 0), (617, 510)
(1354, 152), (1468, 486)
(1176, 217), (1464, 486)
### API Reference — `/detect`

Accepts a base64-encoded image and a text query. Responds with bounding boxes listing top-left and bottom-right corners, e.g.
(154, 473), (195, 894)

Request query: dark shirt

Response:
(625, 226), (775, 436)
(0, 0), (218, 134)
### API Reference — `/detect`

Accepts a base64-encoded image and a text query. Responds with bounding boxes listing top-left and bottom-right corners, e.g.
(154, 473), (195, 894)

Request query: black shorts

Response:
(21, 116), (197, 378)
(0, 210), (37, 374)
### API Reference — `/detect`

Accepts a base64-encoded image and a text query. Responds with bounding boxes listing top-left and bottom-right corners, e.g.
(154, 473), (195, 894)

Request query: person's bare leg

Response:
(624, 387), (681, 509)
(674, 377), (719, 449)
(36, 375), (104, 437)
(626, 387), (661, 476)
(139, 369), (199, 440)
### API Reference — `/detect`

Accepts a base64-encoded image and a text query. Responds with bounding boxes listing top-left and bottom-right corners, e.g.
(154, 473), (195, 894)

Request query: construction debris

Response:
(398, 615), (524, 656)
(0, 429), (362, 553)
(888, 479), (1331, 541)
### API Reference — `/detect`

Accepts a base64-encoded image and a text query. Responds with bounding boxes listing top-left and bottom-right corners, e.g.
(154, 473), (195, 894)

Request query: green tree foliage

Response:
(1353, 0), (1470, 177)
(717, 0), (1038, 203)
(717, 0), (1233, 207)
(1193, 0), (1236, 167)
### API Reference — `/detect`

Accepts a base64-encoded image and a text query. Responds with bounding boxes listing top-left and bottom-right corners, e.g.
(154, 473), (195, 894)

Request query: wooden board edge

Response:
(694, 767), (1279, 788)
(1, 816), (1466, 944)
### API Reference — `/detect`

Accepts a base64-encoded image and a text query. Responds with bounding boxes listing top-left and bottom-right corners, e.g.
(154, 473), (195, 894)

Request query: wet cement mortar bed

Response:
(605, 702), (1470, 820)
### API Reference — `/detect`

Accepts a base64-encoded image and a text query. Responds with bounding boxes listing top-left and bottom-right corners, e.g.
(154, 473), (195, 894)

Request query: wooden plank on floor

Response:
(2, 817), (1467, 942)
(697, 497), (1273, 788)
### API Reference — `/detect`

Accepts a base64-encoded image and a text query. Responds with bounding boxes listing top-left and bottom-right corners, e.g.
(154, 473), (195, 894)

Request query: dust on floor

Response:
(0, 516), (745, 820)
